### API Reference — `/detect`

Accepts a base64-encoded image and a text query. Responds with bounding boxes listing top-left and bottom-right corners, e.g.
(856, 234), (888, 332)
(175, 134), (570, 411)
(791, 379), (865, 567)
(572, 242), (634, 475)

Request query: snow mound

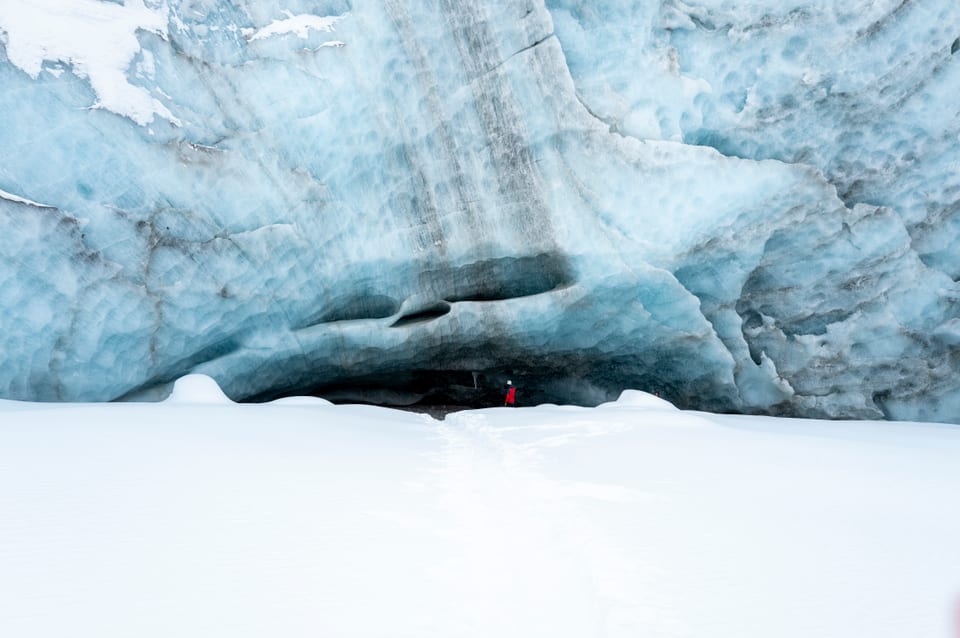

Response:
(601, 389), (678, 410)
(164, 374), (233, 404)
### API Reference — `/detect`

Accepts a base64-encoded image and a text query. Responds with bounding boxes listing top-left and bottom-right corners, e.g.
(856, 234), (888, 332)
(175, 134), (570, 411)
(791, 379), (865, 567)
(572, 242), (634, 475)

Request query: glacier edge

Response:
(0, 0), (958, 422)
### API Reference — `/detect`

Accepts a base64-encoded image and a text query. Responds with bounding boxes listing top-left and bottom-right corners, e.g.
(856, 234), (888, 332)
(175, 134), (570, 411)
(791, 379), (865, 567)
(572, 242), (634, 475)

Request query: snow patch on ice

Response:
(164, 374), (233, 404)
(248, 11), (344, 41)
(0, 187), (54, 209)
(0, 0), (178, 126)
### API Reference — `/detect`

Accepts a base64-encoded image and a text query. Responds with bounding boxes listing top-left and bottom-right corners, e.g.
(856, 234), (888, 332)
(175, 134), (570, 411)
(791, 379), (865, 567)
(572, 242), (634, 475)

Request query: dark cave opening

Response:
(245, 354), (700, 418)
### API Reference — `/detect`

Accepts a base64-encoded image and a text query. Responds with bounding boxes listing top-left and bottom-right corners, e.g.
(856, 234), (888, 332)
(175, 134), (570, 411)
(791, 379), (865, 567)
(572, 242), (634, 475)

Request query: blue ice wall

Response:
(0, 0), (958, 421)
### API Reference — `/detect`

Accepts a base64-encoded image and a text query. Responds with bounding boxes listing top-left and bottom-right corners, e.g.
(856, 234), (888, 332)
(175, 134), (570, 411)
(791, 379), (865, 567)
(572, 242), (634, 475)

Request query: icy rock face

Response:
(0, 1), (958, 421)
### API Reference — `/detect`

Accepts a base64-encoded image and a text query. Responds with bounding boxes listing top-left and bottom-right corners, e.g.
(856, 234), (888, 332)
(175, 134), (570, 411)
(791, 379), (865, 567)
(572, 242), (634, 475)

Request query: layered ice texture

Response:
(0, 0), (959, 421)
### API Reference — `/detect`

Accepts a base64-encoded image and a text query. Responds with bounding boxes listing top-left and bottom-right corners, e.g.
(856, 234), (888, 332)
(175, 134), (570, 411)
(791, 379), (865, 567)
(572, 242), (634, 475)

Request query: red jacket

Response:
(504, 386), (516, 404)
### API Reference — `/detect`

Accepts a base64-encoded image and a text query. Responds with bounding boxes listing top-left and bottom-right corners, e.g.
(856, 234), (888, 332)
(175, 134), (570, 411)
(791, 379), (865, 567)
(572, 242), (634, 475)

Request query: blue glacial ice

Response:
(0, 0), (959, 422)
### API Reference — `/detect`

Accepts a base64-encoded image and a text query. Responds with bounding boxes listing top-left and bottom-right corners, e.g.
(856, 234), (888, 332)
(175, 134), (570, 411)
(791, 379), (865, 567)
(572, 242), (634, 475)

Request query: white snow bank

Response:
(0, 0), (178, 126)
(163, 374), (232, 404)
(248, 11), (344, 41)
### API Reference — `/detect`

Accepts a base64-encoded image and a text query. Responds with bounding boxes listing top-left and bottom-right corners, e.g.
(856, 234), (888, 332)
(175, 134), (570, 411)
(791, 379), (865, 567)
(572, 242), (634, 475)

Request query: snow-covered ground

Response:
(1, 376), (958, 637)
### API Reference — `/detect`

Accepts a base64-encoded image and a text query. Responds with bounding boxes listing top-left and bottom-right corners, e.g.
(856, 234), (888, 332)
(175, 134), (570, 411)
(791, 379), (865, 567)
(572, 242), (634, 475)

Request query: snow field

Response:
(1, 379), (958, 637)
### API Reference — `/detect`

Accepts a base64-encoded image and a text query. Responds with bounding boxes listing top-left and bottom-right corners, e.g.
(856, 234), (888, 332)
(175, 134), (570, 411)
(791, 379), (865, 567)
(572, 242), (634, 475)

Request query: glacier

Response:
(0, 0), (959, 421)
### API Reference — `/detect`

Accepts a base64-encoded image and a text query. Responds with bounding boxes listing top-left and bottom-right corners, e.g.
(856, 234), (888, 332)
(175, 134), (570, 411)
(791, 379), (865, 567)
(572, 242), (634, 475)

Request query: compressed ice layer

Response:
(0, 1), (958, 422)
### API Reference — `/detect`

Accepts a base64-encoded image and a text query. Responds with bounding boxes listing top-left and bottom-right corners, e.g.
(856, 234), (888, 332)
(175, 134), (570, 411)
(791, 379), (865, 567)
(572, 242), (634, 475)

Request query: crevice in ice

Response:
(481, 33), (556, 78)
(572, 92), (624, 137)
(952, 38), (959, 55)
(293, 294), (401, 330)
(871, 389), (893, 419)
(294, 252), (577, 331)
(686, 14), (718, 32)
(780, 310), (855, 338)
(391, 302), (452, 327)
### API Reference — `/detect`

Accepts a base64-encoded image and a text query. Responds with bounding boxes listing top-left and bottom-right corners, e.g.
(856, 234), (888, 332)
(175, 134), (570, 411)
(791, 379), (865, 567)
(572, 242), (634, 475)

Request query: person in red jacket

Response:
(503, 380), (516, 406)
